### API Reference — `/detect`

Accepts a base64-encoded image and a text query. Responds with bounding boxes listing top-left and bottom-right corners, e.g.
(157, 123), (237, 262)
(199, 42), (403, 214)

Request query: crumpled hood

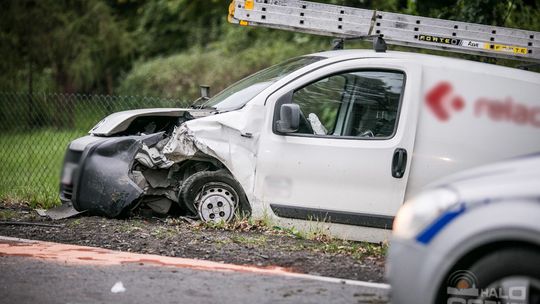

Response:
(89, 108), (188, 136)
(161, 104), (265, 197)
(427, 154), (540, 203)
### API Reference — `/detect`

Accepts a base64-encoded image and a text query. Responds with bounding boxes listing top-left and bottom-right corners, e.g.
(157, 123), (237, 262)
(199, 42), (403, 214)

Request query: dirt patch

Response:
(0, 201), (386, 282)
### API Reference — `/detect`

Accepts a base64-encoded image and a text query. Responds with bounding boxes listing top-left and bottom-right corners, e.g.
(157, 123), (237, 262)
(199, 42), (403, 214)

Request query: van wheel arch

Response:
(176, 159), (251, 220)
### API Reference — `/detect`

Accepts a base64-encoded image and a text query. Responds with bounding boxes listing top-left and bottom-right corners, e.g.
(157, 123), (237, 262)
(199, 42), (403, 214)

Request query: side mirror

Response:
(276, 103), (300, 133)
(199, 85), (210, 99)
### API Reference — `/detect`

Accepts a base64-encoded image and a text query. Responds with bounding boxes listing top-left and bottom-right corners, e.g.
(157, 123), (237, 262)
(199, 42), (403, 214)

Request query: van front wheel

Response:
(180, 170), (250, 223)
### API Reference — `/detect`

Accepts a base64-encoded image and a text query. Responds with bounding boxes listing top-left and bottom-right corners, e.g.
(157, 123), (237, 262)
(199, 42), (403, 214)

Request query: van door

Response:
(255, 59), (421, 229)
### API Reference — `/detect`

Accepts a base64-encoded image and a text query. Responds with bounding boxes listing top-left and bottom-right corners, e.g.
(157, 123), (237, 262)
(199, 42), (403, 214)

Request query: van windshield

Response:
(200, 56), (323, 112)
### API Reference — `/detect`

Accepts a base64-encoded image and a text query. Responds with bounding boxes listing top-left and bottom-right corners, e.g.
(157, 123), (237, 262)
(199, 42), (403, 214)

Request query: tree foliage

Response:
(1, 0), (134, 93)
(133, 0), (229, 58)
(416, 0), (539, 29)
(1, 0), (538, 95)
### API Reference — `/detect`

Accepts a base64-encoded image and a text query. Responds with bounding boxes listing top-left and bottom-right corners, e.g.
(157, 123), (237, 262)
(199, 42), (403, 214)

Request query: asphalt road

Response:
(0, 238), (390, 304)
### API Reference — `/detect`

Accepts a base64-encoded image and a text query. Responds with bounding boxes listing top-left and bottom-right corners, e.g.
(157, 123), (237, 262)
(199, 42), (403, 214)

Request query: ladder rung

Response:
(230, 0), (374, 37)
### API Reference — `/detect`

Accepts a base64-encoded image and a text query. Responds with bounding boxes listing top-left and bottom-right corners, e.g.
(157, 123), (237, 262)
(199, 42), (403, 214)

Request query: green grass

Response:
(194, 213), (387, 260)
(0, 94), (180, 209)
(0, 129), (86, 208)
(230, 235), (268, 247)
(315, 240), (388, 260)
(151, 226), (178, 239)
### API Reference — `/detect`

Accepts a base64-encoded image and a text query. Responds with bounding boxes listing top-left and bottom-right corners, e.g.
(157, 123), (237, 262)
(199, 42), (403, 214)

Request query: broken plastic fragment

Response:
(111, 281), (126, 293)
(42, 202), (85, 220)
(135, 144), (174, 169)
(35, 209), (48, 217)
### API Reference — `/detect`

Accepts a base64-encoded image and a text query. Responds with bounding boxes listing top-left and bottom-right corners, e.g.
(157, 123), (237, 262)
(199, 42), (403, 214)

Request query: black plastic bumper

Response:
(60, 133), (162, 217)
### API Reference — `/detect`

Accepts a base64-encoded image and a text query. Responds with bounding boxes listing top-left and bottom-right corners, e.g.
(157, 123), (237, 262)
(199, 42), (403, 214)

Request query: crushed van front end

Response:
(57, 107), (261, 221)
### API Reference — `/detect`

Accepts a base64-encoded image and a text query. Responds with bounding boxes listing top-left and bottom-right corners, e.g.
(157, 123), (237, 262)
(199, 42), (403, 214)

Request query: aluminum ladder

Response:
(228, 0), (540, 63)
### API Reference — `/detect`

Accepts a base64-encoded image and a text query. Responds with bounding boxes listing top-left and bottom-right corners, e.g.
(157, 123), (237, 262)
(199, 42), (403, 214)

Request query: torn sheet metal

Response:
(162, 124), (220, 163)
(162, 104), (265, 200)
(135, 145), (174, 169)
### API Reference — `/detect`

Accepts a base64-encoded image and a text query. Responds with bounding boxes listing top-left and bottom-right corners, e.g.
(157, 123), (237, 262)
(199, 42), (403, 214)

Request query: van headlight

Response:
(393, 188), (459, 239)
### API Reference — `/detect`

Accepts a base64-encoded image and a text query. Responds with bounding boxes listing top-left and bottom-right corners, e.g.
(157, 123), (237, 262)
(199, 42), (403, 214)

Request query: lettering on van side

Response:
(475, 97), (540, 128)
(417, 34), (529, 54)
(426, 82), (540, 128)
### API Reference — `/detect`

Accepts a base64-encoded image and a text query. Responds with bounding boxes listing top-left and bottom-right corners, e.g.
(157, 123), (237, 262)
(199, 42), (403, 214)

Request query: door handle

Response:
(392, 148), (408, 178)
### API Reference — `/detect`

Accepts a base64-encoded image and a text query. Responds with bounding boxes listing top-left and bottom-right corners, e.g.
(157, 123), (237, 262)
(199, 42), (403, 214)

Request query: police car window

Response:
(291, 70), (404, 138)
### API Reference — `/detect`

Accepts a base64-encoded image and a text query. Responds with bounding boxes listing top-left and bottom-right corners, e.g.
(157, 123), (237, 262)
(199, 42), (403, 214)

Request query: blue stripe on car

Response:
(416, 204), (466, 244)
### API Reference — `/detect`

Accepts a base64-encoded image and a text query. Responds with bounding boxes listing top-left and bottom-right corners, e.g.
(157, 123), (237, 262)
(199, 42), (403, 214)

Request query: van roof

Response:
(310, 49), (540, 78)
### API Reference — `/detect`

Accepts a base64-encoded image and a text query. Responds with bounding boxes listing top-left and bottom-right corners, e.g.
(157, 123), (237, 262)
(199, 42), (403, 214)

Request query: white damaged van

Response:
(59, 50), (540, 241)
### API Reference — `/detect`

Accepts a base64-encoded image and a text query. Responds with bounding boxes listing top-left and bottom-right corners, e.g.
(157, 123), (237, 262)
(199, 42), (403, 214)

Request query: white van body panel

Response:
(255, 59), (421, 217)
(63, 50), (540, 241)
(406, 57), (540, 198)
(159, 51), (540, 241)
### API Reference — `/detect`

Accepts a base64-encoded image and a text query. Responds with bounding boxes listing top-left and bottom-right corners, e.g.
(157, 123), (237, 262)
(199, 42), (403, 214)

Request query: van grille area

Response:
(59, 149), (83, 203)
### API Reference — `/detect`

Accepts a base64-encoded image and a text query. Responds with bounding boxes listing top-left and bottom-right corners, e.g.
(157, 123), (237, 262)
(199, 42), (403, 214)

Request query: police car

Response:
(388, 155), (540, 303)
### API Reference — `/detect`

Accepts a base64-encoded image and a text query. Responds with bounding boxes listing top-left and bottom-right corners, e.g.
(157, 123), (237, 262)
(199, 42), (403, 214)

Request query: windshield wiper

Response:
(189, 98), (216, 110)
(192, 104), (216, 110)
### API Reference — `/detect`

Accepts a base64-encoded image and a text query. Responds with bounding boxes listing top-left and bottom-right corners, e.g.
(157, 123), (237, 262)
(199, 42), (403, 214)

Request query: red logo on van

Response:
(426, 82), (465, 121)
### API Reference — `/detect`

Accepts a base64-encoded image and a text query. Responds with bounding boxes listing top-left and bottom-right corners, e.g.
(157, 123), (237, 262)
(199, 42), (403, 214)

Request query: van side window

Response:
(291, 70), (405, 138)
(292, 74), (345, 135)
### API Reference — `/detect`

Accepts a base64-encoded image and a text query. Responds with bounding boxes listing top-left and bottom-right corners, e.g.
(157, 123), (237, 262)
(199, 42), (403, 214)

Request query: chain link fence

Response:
(0, 92), (188, 208)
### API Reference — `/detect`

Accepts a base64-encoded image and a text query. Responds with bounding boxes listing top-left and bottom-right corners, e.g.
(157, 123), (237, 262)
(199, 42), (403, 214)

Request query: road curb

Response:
(0, 235), (390, 290)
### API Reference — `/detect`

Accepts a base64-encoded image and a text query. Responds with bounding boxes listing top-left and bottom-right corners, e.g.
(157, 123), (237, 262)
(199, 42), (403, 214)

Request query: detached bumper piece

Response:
(65, 133), (164, 217)
(44, 201), (85, 220)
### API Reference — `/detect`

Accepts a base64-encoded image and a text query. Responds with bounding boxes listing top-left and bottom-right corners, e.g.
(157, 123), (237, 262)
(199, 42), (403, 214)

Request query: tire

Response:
(440, 248), (540, 304)
(470, 248), (540, 303)
(179, 170), (251, 222)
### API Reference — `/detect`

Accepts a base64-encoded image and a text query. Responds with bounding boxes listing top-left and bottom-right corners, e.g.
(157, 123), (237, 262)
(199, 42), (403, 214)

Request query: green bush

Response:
(119, 27), (329, 100)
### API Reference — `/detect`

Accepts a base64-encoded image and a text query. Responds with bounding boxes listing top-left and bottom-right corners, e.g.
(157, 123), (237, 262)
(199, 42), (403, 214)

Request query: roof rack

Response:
(228, 0), (540, 63)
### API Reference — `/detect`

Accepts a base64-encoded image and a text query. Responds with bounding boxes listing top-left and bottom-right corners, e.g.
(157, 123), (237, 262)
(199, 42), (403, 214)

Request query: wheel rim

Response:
(195, 182), (238, 223)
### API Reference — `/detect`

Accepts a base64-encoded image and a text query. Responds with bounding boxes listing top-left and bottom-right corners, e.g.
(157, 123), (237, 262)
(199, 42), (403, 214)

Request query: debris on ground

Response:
(40, 201), (85, 220)
(111, 281), (126, 294)
(0, 200), (387, 282)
